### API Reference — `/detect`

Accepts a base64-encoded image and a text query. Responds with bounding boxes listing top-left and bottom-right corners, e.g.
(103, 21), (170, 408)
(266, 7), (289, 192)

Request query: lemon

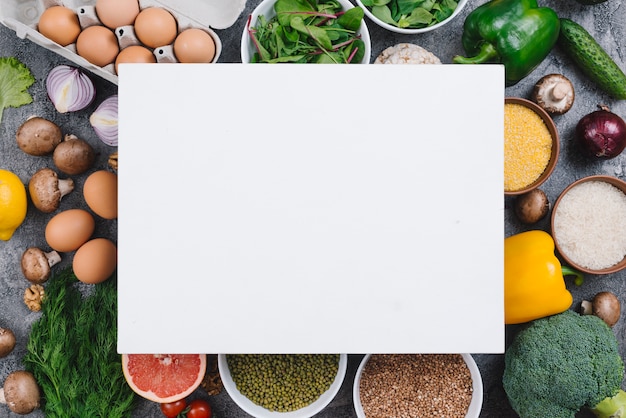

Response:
(0, 169), (27, 241)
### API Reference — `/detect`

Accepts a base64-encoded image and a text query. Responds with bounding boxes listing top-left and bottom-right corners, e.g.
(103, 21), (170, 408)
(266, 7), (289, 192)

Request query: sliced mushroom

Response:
(581, 291), (621, 327)
(52, 134), (95, 175)
(531, 74), (575, 115)
(21, 247), (62, 284)
(0, 327), (16, 358)
(28, 168), (74, 213)
(0, 370), (41, 414)
(15, 116), (63, 156)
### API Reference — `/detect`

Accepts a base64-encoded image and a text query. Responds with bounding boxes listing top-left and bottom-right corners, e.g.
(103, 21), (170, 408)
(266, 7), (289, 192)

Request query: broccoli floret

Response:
(503, 310), (626, 418)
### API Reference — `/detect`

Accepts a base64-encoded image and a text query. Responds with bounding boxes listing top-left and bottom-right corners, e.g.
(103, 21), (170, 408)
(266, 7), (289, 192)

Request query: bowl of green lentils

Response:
(218, 353), (347, 417)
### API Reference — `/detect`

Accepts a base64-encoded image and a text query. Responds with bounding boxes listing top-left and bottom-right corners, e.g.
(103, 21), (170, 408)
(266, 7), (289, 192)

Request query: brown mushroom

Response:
(15, 116), (63, 156)
(531, 74), (575, 115)
(0, 371), (41, 414)
(28, 168), (74, 213)
(581, 291), (621, 327)
(0, 327), (16, 358)
(514, 189), (550, 224)
(53, 134), (95, 175)
(21, 247), (62, 284)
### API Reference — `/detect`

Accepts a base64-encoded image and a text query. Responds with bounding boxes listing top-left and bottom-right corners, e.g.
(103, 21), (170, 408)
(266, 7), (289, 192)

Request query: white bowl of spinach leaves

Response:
(241, 0), (371, 63)
(355, 0), (467, 34)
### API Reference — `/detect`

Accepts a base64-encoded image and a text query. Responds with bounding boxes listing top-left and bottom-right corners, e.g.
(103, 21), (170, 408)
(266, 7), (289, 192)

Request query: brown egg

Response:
(76, 25), (120, 67)
(174, 28), (216, 63)
(45, 209), (95, 252)
(83, 170), (118, 219)
(73, 238), (117, 284)
(38, 6), (81, 46)
(115, 45), (156, 73)
(95, 0), (140, 29)
(134, 7), (178, 48)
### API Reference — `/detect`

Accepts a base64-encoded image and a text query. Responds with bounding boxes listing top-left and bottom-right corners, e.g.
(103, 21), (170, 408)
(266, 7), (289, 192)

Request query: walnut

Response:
(108, 152), (118, 171)
(24, 284), (45, 312)
(201, 354), (223, 396)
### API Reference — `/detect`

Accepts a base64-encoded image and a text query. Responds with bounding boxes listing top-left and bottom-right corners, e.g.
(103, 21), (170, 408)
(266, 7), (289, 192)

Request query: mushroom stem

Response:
(58, 178), (74, 199)
(45, 250), (62, 267)
(550, 81), (569, 101)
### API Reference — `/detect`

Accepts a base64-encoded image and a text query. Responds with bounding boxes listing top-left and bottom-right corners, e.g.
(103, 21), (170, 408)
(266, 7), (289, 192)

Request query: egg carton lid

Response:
(0, 0), (247, 83)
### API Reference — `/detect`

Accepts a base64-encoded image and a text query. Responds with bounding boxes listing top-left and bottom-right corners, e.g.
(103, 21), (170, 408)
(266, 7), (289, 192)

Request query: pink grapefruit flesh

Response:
(122, 353), (207, 403)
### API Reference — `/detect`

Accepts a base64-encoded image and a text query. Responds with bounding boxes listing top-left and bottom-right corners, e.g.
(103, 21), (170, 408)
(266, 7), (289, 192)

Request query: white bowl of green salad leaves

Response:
(241, 0), (371, 63)
(355, 0), (467, 34)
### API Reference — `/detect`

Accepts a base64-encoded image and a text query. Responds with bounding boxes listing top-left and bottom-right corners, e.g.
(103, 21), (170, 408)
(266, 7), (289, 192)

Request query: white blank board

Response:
(117, 63), (505, 354)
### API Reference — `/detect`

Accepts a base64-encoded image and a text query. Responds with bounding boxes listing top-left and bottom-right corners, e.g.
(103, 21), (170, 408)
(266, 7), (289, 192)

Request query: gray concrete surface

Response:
(1, 0), (625, 417)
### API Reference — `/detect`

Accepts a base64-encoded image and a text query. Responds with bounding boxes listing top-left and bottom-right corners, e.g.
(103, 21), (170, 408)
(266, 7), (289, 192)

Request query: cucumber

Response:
(558, 18), (626, 100)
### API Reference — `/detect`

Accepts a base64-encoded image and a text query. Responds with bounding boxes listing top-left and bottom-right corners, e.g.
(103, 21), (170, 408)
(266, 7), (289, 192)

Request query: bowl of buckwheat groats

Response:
(353, 353), (483, 418)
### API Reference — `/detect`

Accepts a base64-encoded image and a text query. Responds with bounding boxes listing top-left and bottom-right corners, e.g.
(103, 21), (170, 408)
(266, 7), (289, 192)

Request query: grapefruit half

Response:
(122, 353), (207, 403)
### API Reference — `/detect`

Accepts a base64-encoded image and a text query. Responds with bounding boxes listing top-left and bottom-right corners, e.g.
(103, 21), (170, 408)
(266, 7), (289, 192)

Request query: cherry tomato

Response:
(160, 399), (187, 417)
(187, 399), (212, 418)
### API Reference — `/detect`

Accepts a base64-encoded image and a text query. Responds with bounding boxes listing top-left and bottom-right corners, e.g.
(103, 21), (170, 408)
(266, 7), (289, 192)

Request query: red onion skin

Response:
(576, 107), (626, 159)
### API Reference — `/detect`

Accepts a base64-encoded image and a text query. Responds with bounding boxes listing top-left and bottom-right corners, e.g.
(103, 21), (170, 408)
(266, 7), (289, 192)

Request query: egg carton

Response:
(0, 0), (247, 84)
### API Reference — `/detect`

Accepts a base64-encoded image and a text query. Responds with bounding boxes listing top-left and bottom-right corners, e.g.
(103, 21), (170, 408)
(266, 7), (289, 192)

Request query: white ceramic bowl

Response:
(353, 353), (483, 418)
(218, 353), (348, 418)
(355, 0), (468, 34)
(241, 0), (371, 63)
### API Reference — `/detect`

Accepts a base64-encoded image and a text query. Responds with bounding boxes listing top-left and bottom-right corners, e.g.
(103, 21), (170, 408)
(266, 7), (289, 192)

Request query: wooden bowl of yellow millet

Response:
(504, 97), (560, 196)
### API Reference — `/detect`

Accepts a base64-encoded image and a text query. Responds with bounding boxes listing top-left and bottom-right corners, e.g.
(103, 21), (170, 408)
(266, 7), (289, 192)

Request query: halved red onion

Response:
(46, 65), (96, 113)
(89, 95), (118, 146)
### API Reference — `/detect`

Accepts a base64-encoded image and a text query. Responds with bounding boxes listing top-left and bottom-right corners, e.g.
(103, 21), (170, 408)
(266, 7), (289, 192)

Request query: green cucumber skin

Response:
(558, 18), (626, 100)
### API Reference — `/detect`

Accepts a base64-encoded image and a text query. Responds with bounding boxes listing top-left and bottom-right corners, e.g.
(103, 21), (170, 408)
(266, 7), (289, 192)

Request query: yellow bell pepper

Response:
(505, 230), (582, 324)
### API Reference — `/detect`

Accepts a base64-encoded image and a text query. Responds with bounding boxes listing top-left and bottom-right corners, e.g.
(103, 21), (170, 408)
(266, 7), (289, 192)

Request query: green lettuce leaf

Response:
(0, 57), (35, 125)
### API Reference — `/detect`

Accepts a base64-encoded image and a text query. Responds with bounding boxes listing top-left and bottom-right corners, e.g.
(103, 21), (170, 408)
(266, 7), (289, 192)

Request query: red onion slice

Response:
(46, 65), (96, 113)
(89, 95), (118, 146)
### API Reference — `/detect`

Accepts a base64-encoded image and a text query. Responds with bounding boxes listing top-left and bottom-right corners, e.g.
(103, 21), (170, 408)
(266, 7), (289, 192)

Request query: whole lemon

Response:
(0, 169), (27, 241)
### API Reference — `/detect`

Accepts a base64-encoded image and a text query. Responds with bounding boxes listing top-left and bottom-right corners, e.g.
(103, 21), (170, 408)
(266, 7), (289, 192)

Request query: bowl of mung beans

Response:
(504, 97), (560, 196)
(353, 353), (483, 418)
(551, 175), (626, 275)
(218, 353), (347, 418)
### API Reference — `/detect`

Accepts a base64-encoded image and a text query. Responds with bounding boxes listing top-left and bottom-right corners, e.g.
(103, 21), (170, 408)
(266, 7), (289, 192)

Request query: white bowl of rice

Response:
(353, 353), (483, 418)
(551, 175), (626, 275)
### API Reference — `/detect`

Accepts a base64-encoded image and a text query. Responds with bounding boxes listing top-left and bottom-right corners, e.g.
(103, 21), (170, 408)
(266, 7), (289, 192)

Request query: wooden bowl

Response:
(551, 175), (626, 275)
(504, 97), (560, 196)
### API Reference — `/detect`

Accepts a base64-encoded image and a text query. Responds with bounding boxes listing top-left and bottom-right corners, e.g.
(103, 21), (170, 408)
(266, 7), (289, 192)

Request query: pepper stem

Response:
(453, 42), (499, 64)
(591, 389), (626, 418)
(562, 266), (584, 286)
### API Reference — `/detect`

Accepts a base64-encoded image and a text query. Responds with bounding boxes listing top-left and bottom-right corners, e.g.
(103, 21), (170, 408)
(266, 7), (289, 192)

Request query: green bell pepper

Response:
(452, 0), (560, 85)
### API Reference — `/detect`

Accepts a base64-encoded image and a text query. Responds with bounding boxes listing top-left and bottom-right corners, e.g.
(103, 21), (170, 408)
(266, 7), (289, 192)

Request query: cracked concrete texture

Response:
(1, 0), (626, 417)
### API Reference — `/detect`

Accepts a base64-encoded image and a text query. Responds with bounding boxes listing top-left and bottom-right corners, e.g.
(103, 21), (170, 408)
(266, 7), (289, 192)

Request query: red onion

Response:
(576, 104), (626, 159)
(89, 95), (118, 146)
(46, 65), (95, 113)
